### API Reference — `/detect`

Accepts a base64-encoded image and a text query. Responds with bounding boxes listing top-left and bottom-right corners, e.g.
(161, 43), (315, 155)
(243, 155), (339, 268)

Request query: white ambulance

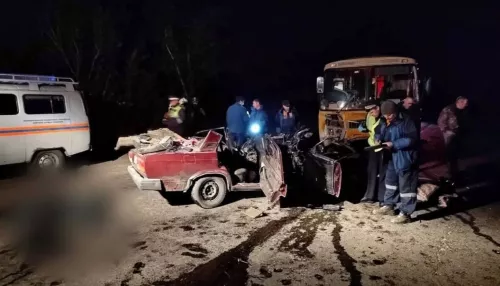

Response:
(0, 73), (90, 169)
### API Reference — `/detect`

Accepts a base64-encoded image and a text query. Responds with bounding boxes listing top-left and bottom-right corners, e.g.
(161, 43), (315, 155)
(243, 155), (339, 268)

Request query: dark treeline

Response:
(0, 1), (499, 153)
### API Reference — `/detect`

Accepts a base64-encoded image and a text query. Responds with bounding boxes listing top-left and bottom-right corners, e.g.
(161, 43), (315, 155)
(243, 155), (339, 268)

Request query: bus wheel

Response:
(31, 150), (65, 171)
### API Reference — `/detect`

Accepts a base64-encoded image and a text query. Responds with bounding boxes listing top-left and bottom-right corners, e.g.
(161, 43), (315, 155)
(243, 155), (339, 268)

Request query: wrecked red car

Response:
(123, 128), (287, 208)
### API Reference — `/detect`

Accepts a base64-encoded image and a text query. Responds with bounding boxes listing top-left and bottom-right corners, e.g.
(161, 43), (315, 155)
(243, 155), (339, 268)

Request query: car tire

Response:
(191, 177), (227, 209)
(30, 150), (65, 172)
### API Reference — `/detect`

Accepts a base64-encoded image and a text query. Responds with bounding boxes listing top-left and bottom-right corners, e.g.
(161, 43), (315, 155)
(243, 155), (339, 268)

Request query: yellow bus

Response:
(316, 56), (420, 142)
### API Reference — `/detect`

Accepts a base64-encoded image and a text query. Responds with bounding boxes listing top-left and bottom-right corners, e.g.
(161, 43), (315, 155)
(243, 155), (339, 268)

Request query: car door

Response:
(259, 136), (287, 205)
(306, 141), (357, 198)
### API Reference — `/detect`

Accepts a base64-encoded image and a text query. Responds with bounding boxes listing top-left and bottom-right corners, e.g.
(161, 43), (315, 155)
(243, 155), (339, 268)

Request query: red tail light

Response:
(136, 156), (145, 174)
(129, 151), (146, 174)
(128, 151), (134, 164)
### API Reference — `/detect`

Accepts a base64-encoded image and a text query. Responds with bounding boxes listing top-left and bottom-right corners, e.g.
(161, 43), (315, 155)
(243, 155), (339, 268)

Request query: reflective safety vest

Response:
(167, 105), (183, 119)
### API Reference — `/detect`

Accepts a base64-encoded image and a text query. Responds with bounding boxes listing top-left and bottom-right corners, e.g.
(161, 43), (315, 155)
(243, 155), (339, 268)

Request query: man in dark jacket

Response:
(437, 96), (468, 182)
(275, 100), (299, 135)
(226, 96), (249, 147)
(372, 101), (419, 224)
(399, 96), (421, 135)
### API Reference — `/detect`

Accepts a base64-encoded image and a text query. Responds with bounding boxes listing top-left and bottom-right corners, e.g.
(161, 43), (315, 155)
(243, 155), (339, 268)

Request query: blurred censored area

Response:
(0, 169), (139, 279)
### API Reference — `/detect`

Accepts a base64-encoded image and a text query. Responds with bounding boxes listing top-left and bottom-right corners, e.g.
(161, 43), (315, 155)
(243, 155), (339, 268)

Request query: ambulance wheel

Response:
(31, 150), (65, 171)
(191, 177), (227, 209)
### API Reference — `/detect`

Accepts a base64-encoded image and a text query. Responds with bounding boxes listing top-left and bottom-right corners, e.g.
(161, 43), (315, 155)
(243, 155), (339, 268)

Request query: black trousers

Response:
(362, 150), (387, 203)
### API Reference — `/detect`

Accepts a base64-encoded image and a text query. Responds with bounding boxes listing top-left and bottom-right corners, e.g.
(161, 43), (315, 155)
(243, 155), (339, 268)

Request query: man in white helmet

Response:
(162, 96), (186, 136)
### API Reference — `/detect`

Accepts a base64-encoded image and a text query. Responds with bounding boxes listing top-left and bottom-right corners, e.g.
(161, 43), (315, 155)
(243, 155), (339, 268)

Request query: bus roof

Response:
(324, 56), (417, 71)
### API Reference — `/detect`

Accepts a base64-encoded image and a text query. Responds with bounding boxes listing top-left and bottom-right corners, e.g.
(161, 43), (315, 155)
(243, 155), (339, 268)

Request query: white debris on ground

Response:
(114, 128), (203, 154)
(417, 183), (440, 202)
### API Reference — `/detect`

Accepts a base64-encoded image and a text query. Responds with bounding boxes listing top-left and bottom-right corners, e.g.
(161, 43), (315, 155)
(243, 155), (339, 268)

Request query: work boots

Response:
(391, 213), (411, 224)
(372, 205), (396, 216)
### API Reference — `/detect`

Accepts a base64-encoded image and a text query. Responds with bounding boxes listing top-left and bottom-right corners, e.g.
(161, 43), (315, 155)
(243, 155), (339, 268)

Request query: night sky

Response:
(1, 1), (499, 121)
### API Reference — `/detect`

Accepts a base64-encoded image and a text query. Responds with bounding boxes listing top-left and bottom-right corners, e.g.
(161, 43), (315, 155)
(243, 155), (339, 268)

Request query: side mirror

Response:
(424, 77), (432, 96)
(316, 77), (324, 94)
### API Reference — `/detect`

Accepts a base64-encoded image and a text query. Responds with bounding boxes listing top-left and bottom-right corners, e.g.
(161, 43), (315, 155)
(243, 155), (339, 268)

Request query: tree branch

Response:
(164, 29), (188, 99)
(48, 26), (77, 77)
(88, 44), (101, 80)
(73, 37), (81, 79)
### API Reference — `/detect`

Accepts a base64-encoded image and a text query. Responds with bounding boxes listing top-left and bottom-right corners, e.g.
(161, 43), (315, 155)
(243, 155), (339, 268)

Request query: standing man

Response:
(275, 100), (299, 135)
(373, 101), (419, 224)
(248, 98), (268, 136)
(226, 96), (249, 148)
(400, 96), (421, 136)
(248, 99), (268, 152)
(162, 96), (186, 136)
(359, 103), (386, 204)
(401, 96), (415, 110)
(437, 96), (469, 182)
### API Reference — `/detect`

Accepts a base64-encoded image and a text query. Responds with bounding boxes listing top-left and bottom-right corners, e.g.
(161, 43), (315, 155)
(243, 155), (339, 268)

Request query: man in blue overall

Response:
(372, 100), (419, 224)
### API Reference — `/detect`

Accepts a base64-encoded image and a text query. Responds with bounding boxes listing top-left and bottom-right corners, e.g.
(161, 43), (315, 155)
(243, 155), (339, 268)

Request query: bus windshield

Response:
(322, 65), (417, 108)
(323, 68), (367, 103)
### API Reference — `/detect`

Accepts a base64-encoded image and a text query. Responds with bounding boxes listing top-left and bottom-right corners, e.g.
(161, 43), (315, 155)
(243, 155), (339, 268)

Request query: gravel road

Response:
(0, 155), (499, 286)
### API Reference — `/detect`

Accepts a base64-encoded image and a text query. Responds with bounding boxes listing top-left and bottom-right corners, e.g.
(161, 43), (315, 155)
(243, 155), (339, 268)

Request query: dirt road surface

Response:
(0, 155), (499, 286)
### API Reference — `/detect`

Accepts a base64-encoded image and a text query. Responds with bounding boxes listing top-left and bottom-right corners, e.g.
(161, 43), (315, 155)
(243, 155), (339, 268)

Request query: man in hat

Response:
(373, 100), (419, 224)
(162, 96), (186, 136)
(275, 100), (299, 135)
(359, 102), (386, 204)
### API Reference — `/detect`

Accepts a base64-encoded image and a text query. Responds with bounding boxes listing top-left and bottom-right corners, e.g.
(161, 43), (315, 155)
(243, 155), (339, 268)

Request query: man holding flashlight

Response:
(372, 100), (419, 224)
(248, 99), (268, 151)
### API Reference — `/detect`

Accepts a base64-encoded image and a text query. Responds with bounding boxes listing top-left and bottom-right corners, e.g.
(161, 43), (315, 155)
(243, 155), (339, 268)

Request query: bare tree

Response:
(164, 29), (189, 99)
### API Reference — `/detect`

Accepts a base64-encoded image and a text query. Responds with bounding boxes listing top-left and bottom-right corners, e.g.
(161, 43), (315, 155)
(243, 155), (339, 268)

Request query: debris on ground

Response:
(417, 183), (440, 202)
(114, 128), (202, 154)
(437, 194), (459, 208)
(306, 204), (343, 211)
(244, 207), (266, 219)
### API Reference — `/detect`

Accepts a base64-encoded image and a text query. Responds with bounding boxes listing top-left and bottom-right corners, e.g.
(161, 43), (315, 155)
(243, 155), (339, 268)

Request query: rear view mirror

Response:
(316, 77), (324, 94)
(424, 77), (432, 96)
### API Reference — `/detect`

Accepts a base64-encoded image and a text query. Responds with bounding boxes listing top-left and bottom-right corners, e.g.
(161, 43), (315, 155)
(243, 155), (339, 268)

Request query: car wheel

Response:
(30, 150), (65, 171)
(191, 177), (227, 209)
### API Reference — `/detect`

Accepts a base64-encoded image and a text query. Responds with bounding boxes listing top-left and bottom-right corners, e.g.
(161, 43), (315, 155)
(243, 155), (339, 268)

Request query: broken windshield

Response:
(323, 69), (367, 103)
(321, 65), (416, 109)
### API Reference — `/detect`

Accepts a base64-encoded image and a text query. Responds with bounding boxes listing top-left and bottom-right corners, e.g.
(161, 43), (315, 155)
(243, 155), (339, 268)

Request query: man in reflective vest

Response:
(359, 103), (386, 205)
(162, 96), (186, 136)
